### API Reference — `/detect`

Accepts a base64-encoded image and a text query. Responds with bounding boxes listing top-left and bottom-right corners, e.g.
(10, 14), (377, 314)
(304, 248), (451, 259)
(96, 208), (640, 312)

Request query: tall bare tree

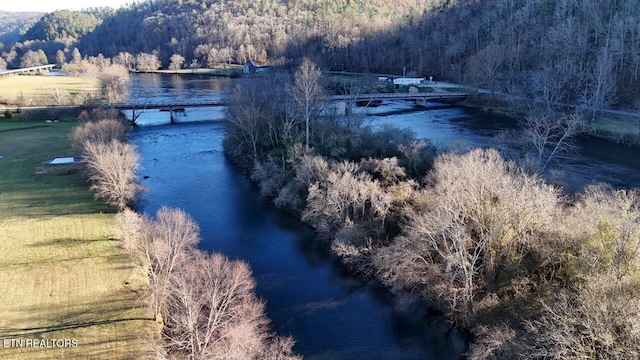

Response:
(523, 112), (586, 172)
(55, 49), (66, 68)
(291, 57), (323, 150)
(139, 207), (200, 321)
(165, 251), (301, 360)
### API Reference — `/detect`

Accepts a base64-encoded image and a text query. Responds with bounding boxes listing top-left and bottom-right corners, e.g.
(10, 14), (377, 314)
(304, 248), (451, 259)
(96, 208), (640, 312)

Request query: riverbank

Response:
(462, 92), (640, 145)
(0, 116), (157, 359)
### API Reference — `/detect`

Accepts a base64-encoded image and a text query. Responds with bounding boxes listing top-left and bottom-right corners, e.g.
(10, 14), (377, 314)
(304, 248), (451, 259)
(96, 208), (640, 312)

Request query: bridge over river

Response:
(112, 91), (469, 111)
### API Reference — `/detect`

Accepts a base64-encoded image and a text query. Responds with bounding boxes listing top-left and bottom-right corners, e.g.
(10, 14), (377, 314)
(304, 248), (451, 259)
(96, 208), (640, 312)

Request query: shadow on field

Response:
(28, 237), (110, 248)
(1, 237), (131, 269)
(0, 317), (152, 338)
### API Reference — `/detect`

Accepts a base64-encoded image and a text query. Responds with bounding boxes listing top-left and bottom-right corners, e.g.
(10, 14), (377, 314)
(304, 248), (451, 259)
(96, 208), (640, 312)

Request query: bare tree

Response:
(169, 54), (186, 70)
(571, 186), (640, 280)
(114, 51), (136, 71)
(375, 149), (559, 322)
(398, 140), (435, 178)
(584, 47), (616, 117)
(115, 208), (144, 256)
(290, 57), (323, 150)
(526, 275), (640, 359)
(165, 252), (300, 360)
(523, 112), (586, 172)
(225, 81), (268, 162)
(83, 139), (142, 211)
(62, 60), (99, 76)
(98, 64), (130, 103)
(464, 43), (505, 91)
(19, 50), (45, 68)
(136, 52), (162, 71)
(70, 118), (127, 149)
(55, 49), (66, 68)
(71, 47), (82, 63)
(138, 207), (200, 322)
(302, 160), (393, 238)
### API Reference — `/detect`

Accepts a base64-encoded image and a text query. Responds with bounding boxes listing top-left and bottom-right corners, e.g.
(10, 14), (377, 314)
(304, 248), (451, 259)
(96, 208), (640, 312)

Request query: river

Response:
(126, 73), (639, 359)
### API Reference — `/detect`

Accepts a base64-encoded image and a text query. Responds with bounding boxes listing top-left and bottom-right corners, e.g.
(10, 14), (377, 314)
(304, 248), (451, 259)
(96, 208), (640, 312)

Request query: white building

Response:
(393, 77), (425, 86)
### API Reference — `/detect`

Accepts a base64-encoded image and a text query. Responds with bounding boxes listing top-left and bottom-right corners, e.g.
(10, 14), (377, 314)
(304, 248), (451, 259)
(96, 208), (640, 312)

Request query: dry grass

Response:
(0, 117), (157, 359)
(0, 75), (100, 106)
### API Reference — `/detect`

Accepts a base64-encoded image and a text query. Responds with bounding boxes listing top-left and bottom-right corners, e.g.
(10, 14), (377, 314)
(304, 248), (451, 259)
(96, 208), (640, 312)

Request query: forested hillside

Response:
(0, 11), (42, 45)
(22, 9), (111, 44)
(76, 0), (426, 67)
(2, 0), (639, 109)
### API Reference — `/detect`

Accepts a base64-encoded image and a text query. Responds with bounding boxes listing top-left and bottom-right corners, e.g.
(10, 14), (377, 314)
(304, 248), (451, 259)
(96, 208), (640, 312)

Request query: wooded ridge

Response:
(2, 0), (639, 111)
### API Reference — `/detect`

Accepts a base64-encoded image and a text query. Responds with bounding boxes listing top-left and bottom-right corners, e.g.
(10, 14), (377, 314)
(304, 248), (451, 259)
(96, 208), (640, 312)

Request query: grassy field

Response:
(0, 116), (157, 359)
(589, 115), (640, 141)
(0, 75), (100, 107)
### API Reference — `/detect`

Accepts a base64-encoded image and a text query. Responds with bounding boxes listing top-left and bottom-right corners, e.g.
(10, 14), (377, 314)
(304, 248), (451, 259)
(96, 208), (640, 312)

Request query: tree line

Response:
(225, 60), (640, 359)
(3, 0), (639, 113)
(71, 108), (300, 359)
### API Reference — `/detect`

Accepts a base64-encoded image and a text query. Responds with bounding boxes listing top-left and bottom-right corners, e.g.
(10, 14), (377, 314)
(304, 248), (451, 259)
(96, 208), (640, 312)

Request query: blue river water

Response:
(127, 73), (639, 359)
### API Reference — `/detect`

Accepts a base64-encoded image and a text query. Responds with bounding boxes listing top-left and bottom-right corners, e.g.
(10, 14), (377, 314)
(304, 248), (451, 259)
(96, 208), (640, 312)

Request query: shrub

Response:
(4, 109), (12, 119)
(525, 275), (640, 359)
(70, 118), (127, 149)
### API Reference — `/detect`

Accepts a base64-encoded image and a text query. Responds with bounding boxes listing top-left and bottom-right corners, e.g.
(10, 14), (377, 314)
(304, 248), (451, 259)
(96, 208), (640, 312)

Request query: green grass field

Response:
(0, 75), (100, 107)
(0, 116), (157, 359)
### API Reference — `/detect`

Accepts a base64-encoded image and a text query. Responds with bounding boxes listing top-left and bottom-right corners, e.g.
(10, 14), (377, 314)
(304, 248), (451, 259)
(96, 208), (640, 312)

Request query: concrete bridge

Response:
(328, 92), (469, 113)
(111, 100), (226, 110)
(0, 64), (56, 76)
(112, 92), (467, 110)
